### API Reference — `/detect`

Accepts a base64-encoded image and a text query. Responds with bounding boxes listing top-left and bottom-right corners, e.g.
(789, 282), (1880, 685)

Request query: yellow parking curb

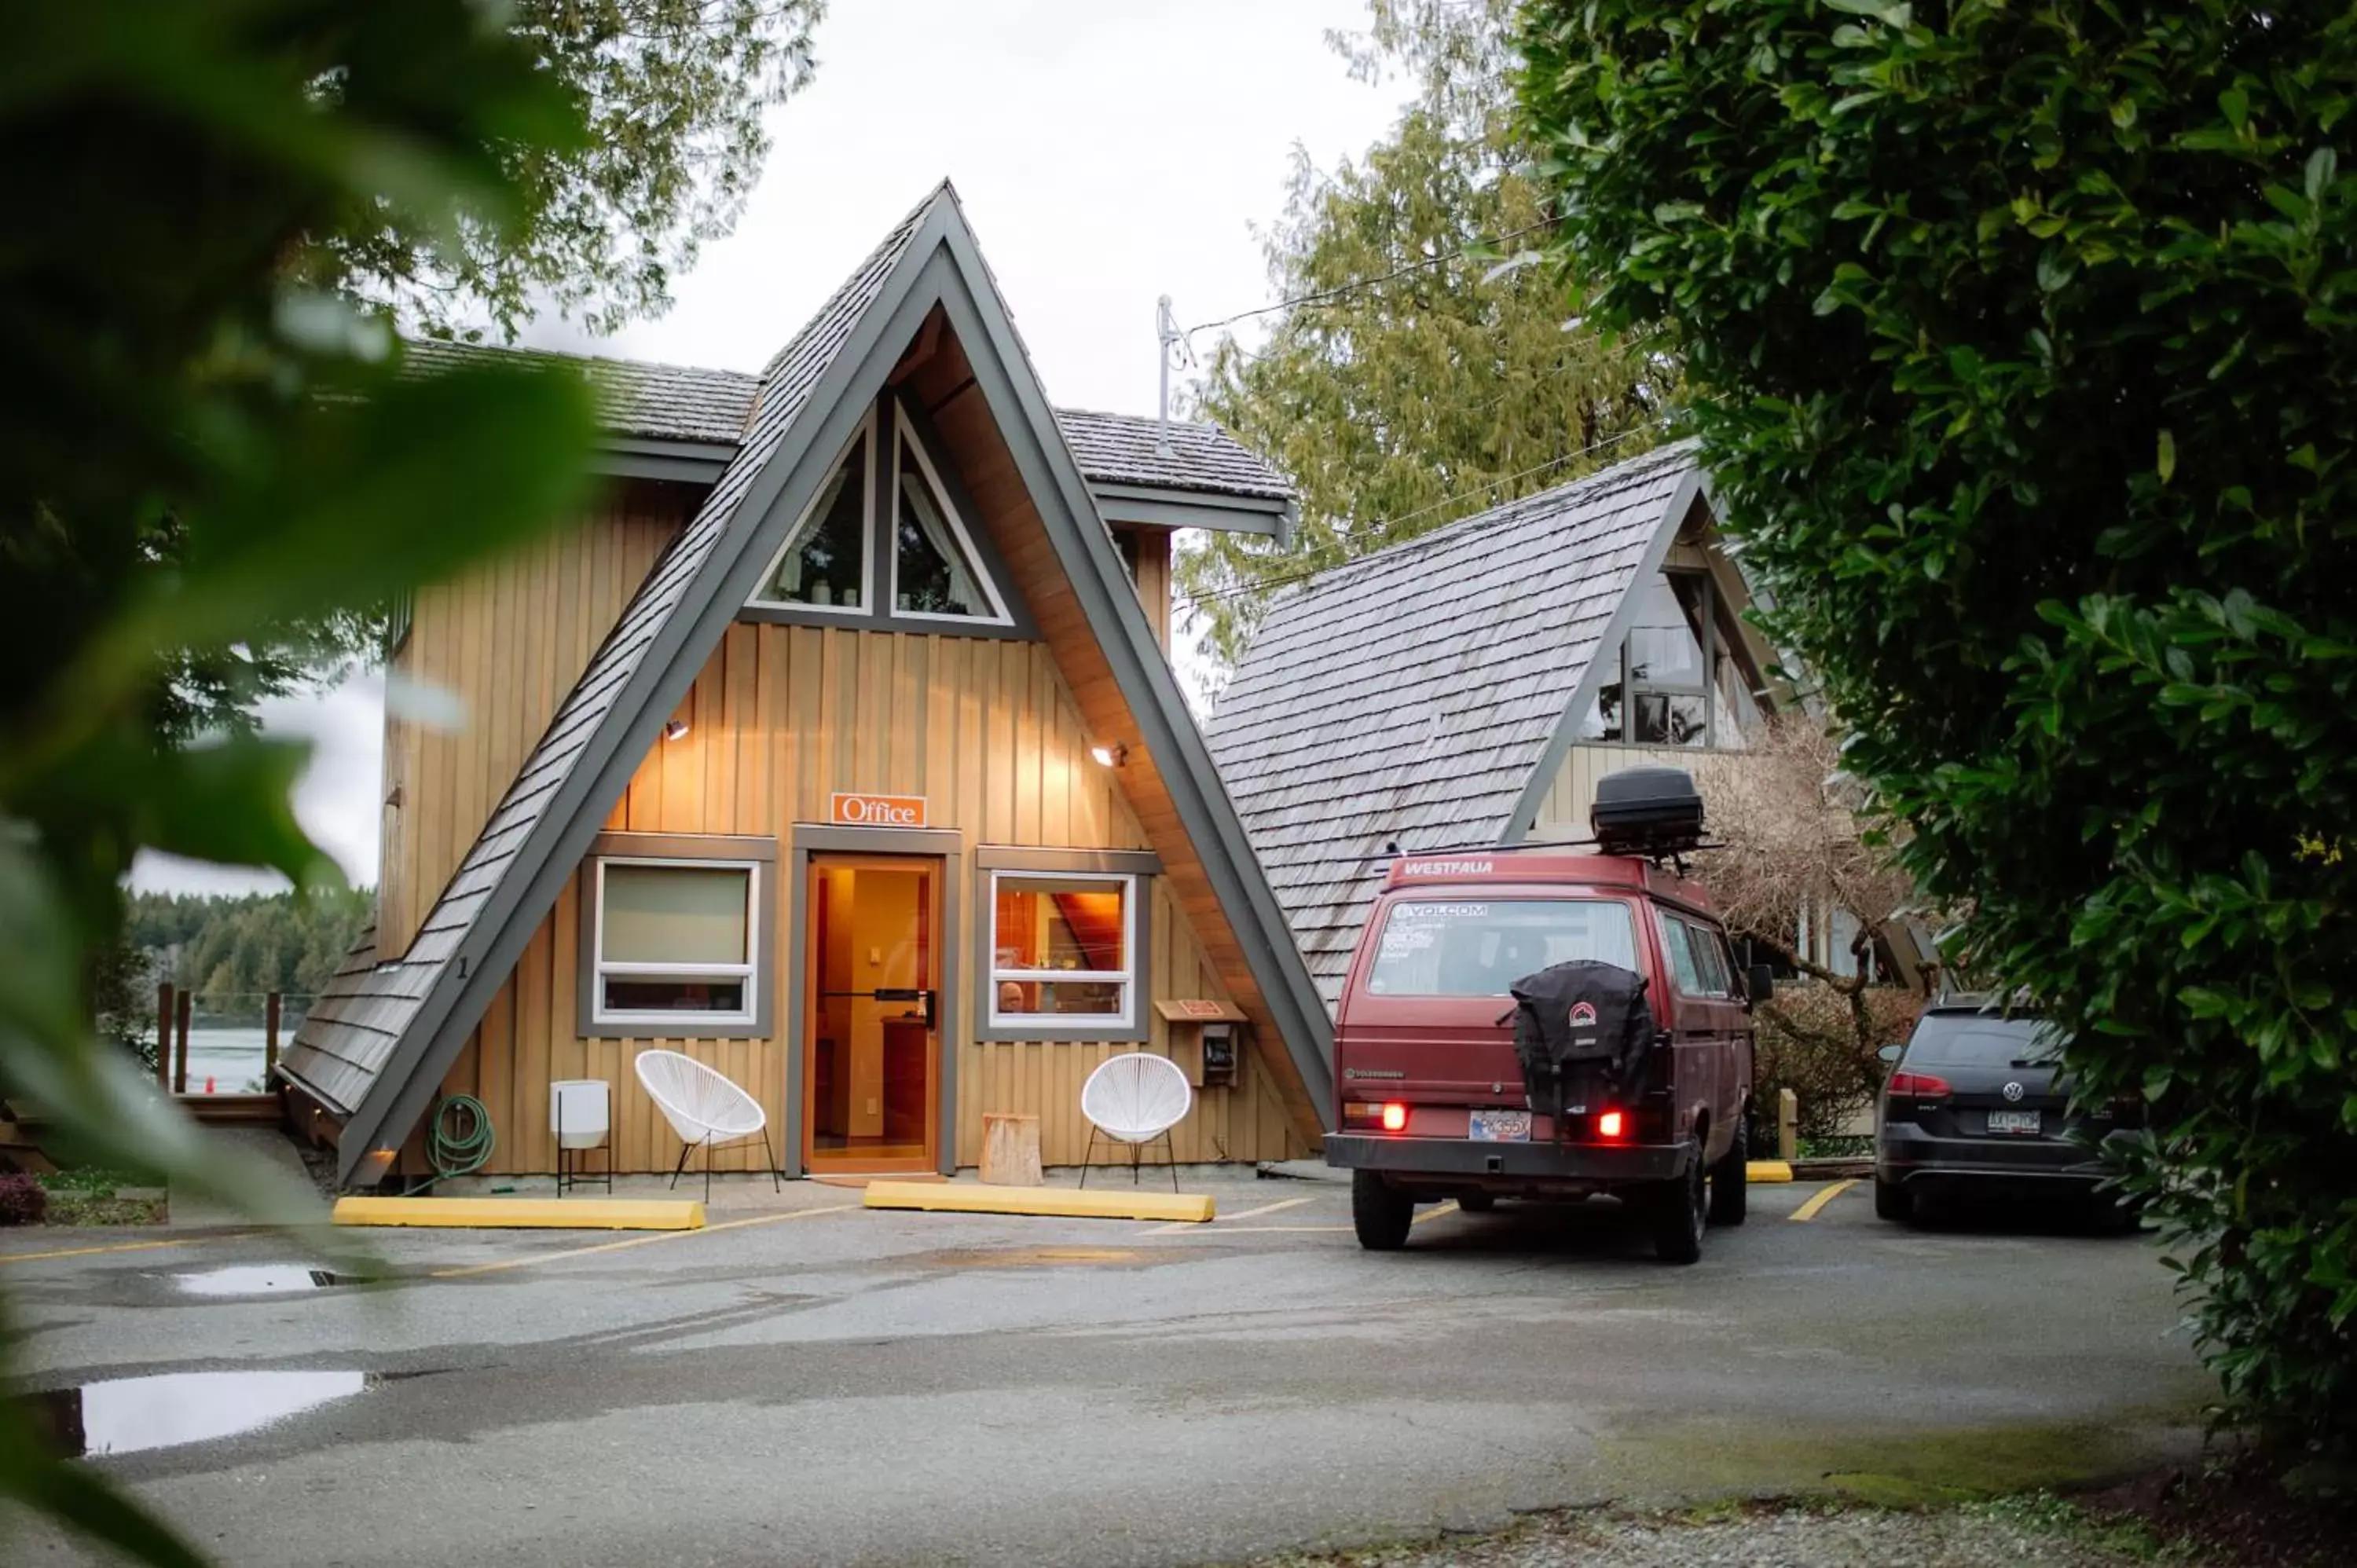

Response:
(863, 1181), (1215, 1224)
(332, 1196), (705, 1230)
(1747, 1160), (1795, 1184)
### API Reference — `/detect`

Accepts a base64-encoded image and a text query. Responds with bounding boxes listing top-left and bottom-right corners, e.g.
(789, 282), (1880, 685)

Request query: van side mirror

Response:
(1746, 963), (1774, 1005)
(1877, 1043), (1903, 1064)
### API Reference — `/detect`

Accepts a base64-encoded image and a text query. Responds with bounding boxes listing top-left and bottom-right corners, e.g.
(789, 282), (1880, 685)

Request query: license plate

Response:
(1468, 1109), (1531, 1142)
(1988, 1110), (2043, 1134)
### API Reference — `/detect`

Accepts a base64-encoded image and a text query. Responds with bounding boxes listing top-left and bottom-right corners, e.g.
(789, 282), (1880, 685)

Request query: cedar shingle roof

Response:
(1054, 408), (1292, 502)
(402, 339), (759, 445)
(398, 349), (1292, 505)
(1205, 441), (1703, 1006)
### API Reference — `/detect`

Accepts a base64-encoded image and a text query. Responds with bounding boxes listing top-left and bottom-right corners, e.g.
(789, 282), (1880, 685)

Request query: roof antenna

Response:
(1155, 295), (1178, 458)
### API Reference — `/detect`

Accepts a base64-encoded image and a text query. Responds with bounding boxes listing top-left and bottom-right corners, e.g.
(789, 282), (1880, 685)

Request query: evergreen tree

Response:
(1178, 0), (1677, 678)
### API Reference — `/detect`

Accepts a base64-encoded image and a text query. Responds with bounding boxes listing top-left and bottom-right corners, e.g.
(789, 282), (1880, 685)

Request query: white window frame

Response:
(887, 402), (1014, 628)
(985, 869), (1138, 1031)
(590, 855), (763, 1031)
(746, 410), (875, 617)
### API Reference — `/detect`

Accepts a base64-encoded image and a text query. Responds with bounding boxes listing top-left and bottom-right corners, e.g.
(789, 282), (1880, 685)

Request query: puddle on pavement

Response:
(174, 1265), (354, 1297)
(23, 1370), (383, 1457)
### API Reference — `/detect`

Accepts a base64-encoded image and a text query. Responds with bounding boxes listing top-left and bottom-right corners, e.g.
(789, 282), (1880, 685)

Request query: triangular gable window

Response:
(1578, 562), (1770, 749)
(890, 405), (1009, 624)
(743, 399), (1017, 631)
(753, 419), (871, 611)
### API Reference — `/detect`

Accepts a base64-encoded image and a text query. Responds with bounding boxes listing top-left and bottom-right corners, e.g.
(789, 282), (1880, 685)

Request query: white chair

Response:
(1077, 1053), (1193, 1192)
(633, 1050), (779, 1201)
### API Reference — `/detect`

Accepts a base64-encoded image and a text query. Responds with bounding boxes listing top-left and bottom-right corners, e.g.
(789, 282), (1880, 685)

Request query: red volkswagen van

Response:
(1324, 768), (1764, 1263)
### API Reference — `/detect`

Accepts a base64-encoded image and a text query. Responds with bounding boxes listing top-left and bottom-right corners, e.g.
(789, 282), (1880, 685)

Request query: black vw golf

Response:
(1874, 1000), (2141, 1230)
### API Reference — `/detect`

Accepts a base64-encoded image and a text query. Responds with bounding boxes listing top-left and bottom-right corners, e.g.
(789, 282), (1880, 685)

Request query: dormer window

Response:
(746, 394), (1025, 636)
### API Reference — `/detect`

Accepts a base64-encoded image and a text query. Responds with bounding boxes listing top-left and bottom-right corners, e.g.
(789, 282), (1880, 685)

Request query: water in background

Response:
(170, 1027), (291, 1095)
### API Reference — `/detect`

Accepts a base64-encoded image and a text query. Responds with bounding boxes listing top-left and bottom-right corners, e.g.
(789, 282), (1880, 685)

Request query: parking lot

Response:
(6, 1174), (2209, 1567)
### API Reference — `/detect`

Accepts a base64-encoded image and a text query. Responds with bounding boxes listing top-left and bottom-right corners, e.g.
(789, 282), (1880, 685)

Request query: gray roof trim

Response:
(329, 191), (957, 1179)
(924, 229), (1336, 1120)
(597, 436), (735, 485)
(1091, 484), (1295, 541)
(1499, 466), (1712, 845)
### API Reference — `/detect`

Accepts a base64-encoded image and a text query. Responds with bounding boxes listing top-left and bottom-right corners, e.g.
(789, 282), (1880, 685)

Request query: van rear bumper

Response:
(1323, 1133), (1689, 1185)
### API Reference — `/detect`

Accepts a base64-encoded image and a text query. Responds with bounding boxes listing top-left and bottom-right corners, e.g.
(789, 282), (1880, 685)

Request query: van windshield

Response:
(1366, 899), (1639, 997)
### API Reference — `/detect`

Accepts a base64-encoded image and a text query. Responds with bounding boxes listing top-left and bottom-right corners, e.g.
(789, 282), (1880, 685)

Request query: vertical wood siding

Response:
(1534, 742), (1717, 834)
(377, 487), (687, 953)
(434, 625), (1313, 1174)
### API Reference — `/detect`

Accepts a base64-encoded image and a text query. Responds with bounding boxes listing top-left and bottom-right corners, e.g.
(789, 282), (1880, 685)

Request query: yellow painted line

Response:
(1789, 1178), (1859, 1222)
(1220, 1195), (1318, 1223)
(1747, 1160), (1796, 1184)
(1142, 1194), (1313, 1235)
(430, 1203), (855, 1279)
(1410, 1200), (1461, 1226)
(0, 1232), (245, 1266)
(334, 1196), (704, 1230)
(864, 1181), (1215, 1224)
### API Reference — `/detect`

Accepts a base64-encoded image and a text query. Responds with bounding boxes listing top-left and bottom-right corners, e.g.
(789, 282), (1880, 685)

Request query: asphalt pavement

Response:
(2, 1174), (2209, 1567)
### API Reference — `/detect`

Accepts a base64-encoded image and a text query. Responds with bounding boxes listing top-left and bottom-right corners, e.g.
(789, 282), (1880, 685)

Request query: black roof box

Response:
(1590, 765), (1706, 858)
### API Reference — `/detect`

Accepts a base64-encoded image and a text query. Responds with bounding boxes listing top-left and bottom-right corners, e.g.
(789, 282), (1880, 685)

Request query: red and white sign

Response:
(830, 792), (928, 828)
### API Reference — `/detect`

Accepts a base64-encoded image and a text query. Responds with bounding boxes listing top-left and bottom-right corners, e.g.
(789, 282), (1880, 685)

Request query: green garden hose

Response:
(425, 1094), (495, 1182)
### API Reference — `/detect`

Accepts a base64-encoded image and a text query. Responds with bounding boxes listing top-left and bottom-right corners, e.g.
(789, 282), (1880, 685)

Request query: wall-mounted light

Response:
(664, 719), (691, 742)
(1090, 742), (1127, 768)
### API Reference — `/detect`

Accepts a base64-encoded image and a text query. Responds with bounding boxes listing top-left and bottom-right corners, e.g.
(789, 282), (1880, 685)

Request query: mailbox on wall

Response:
(1155, 998), (1248, 1088)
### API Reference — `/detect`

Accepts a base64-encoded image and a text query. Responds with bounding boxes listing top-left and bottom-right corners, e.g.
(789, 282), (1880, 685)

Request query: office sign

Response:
(830, 792), (929, 828)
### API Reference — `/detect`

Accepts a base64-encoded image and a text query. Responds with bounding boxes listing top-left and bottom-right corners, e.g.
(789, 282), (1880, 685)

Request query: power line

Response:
(1171, 418), (1673, 614)
(1178, 220), (1555, 365)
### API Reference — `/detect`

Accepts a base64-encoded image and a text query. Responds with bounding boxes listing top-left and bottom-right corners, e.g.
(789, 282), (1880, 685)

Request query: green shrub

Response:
(1519, 0), (2357, 1448)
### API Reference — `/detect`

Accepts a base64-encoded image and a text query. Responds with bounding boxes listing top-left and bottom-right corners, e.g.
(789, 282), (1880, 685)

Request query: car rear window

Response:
(1366, 899), (1639, 997)
(1905, 1013), (2069, 1067)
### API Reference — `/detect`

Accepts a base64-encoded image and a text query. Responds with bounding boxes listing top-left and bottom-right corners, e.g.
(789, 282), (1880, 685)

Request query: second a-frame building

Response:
(280, 183), (1332, 1187)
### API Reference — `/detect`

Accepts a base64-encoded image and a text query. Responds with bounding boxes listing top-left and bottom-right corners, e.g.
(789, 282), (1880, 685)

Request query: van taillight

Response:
(1380, 1102), (1409, 1133)
(1887, 1070), (1951, 1100)
(1595, 1109), (1626, 1141)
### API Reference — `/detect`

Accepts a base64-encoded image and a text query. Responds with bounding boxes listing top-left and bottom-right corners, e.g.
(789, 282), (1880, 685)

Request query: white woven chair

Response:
(1077, 1053), (1193, 1192)
(633, 1050), (779, 1201)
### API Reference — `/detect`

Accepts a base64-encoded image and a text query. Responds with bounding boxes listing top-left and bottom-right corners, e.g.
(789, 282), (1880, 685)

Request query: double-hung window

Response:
(987, 870), (1138, 1032)
(587, 855), (766, 1034)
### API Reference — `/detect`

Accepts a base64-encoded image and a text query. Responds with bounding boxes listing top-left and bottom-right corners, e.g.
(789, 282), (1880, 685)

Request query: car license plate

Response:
(1988, 1110), (2043, 1134)
(1468, 1109), (1530, 1142)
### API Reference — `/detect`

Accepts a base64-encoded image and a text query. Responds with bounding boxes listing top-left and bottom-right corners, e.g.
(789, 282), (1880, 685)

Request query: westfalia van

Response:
(1323, 768), (1766, 1263)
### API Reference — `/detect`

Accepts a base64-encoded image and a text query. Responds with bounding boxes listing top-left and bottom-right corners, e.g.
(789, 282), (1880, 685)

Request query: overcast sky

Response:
(134, 0), (1410, 898)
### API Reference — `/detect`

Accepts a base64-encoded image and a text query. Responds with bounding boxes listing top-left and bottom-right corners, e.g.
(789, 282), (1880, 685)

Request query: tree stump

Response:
(981, 1113), (1043, 1187)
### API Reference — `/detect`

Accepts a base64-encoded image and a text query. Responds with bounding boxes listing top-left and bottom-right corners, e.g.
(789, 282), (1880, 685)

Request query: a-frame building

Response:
(281, 184), (1332, 1186)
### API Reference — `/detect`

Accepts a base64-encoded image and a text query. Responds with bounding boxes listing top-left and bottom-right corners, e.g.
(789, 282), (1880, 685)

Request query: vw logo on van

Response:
(2003, 1081), (2025, 1102)
(1568, 1001), (1598, 1028)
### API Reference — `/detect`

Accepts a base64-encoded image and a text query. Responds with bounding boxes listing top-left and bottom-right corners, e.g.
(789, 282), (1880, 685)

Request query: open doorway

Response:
(803, 853), (940, 1174)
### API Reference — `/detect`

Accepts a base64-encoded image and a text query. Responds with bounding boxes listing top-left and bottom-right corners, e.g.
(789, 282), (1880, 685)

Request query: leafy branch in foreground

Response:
(1, 5), (601, 1559)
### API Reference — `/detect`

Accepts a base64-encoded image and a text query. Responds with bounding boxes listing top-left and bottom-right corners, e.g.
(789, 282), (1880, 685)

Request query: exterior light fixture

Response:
(1090, 742), (1126, 768)
(664, 719), (690, 742)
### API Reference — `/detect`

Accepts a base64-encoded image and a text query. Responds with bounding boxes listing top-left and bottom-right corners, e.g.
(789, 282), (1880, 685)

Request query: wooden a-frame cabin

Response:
(280, 183), (1332, 1188)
